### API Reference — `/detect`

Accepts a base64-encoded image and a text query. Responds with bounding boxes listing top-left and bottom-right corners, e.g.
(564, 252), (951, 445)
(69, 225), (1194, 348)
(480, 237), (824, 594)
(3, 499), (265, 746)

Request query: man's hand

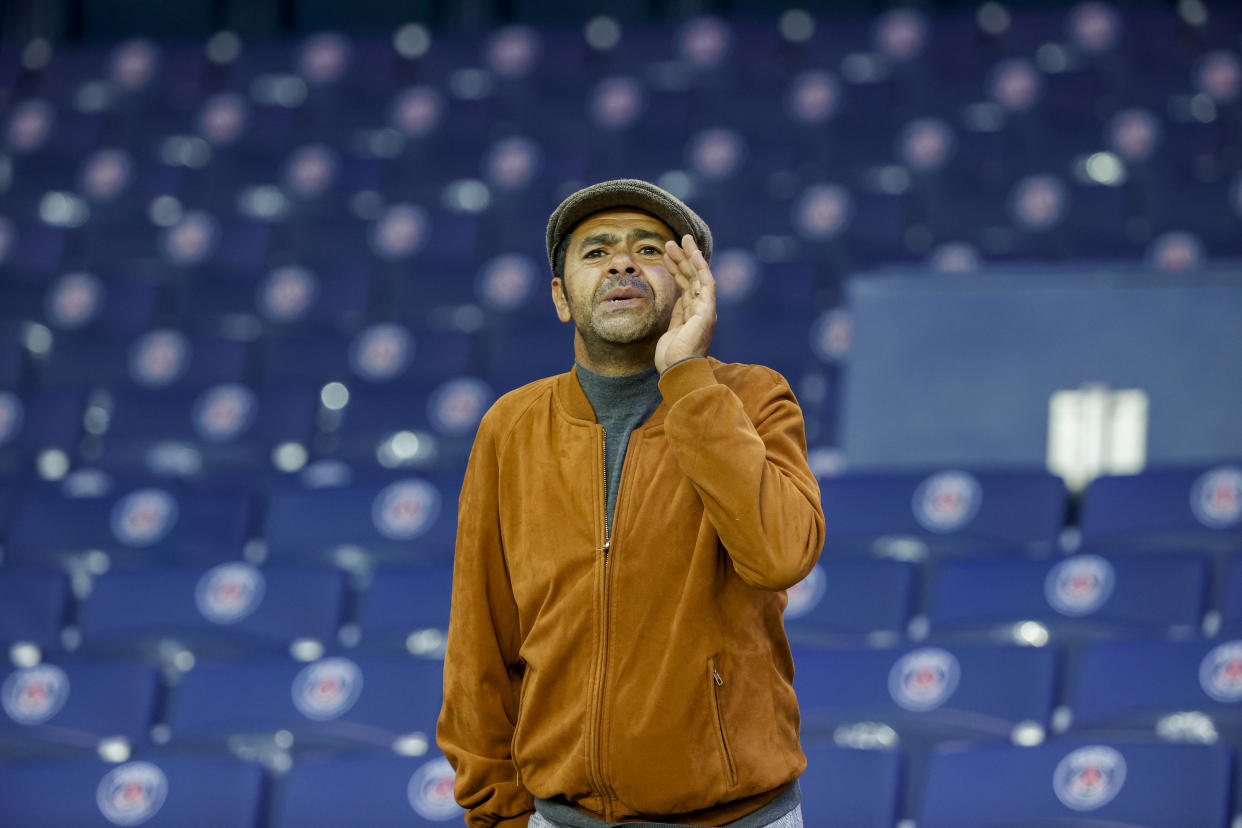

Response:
(655, 234), (717, 373)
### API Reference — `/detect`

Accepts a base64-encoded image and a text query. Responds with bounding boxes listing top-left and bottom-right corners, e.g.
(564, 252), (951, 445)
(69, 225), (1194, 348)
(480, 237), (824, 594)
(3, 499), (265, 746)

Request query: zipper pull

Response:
(713, 667), (723, 687)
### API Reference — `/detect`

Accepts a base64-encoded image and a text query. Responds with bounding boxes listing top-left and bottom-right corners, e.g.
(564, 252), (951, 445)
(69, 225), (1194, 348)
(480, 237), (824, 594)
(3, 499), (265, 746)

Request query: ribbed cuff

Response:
(657, 355), (715, 404)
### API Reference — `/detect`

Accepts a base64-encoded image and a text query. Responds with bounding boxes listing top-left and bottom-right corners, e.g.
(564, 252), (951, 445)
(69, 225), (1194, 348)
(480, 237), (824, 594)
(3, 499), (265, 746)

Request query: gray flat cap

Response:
(545, 178), (713, 270)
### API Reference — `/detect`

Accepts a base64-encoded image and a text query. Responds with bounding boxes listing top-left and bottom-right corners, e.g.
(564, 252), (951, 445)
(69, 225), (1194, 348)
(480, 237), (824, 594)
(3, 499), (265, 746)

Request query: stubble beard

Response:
(571, 280), (673, 348)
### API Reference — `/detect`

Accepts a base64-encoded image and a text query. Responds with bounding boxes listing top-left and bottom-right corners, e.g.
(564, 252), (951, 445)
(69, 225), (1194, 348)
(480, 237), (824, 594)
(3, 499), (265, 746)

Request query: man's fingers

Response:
(664, 251), (692, 293)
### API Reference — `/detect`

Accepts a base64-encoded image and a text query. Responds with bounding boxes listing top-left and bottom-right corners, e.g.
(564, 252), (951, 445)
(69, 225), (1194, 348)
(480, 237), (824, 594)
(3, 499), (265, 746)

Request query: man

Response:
(437, 179), (825, 827)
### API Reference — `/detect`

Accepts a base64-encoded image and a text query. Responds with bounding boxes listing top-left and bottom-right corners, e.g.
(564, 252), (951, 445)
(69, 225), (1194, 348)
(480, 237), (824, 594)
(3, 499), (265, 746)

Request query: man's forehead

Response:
(569, 208), (676, 242)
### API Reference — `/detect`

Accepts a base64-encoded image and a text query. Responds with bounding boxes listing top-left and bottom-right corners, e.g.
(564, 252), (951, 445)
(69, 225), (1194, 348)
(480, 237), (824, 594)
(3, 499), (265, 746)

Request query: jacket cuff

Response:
(657, 356), (716, 405)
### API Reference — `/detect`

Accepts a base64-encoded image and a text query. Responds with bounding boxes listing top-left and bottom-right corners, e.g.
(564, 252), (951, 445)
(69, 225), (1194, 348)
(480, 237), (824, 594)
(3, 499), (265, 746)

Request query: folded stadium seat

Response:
(166, 654), (443, 753)
(1149, 179), (1242, 256)
(0, 335), (23, 388)
(323, 375), (494, 471)
(817, 468), (1068, 558)
(97, 385), (317, 476)
(1217, 556), (1242, 635)
(280, 147), (386, 223)
(1080, 464), (1242, 554)
(925, 554), (1208, 644)
(1066, 636), (1242, 735)
(0, 755), (264, 827)
(711, 313), (817, 387)
(0, 222), (67, 279)
(0, 567), (69, 653)
(354, 564), (454, 653)
(5, 481), (253, 568)
(36, 329), (250, 392)
(782, 558), (917, 647)
(264, 473), (459, 566)
(0, 660), (158, 758)
(920, 739), (1233, 828)
(32, 272), (158, 337)
(0, 388), (85, 476)
(81, 213), (270, 278)
(383, 259), (485, 322)
(795, 642), (1057, 818)
(0, 474), (22, 542)
(3, 98), (102, 160)
(471, 250), (547, 324)
(799, 744), (903, 828)
(77, 563), (346, 659)
(182, 262), (371, 334)
(1062, 183), (1135, 259)
(273, 752), (462, 827)
(796, 642), (1058, 743)
(479, 318), (572, 395)
(261, 325), (476, 389)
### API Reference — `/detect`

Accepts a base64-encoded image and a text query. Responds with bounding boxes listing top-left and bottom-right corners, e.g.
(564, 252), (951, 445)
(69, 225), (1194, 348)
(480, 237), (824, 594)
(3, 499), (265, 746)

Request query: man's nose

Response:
(608, 251), (637, 274)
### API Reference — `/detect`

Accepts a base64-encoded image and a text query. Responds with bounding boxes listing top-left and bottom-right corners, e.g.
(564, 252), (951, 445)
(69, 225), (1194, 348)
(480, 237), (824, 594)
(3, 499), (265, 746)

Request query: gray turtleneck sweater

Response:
(574, 362), (663, 533)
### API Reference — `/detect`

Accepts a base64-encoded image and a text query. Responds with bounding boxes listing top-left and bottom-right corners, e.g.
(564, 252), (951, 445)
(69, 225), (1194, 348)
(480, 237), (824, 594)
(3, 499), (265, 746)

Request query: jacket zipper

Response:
(710, 659), (739, 788)
(590, 425), (616, 818)
(512, 665), (532, 786)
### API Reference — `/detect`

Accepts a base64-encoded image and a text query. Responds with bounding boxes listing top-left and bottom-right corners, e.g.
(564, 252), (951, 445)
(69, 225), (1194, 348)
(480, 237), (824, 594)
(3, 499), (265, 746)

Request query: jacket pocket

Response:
(512, 665), (534, 786)
(707, 657), (738, 788)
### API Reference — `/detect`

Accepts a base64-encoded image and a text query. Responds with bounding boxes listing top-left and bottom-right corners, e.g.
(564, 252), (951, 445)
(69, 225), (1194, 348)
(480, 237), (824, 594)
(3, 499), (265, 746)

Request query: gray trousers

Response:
(528, 805), (804, 828)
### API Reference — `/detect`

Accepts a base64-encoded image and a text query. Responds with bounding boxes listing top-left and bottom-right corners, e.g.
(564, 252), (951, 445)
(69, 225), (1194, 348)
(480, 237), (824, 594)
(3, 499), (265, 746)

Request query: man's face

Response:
(551, 208), (680, 348)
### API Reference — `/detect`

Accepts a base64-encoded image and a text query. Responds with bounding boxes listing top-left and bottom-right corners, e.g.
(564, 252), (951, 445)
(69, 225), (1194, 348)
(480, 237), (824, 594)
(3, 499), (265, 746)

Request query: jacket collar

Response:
(556, 364), (669, 428)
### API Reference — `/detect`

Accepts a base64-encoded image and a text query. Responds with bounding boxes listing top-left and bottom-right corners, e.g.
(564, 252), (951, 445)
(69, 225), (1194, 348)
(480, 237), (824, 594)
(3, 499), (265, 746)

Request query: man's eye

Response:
(640, 245), (661, 255)
(585, 249), (605, 258)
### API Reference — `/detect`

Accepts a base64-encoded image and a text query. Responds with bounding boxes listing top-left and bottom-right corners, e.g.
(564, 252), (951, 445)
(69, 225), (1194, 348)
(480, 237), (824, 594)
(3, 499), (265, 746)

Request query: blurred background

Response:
(0, 0), (1241, 825)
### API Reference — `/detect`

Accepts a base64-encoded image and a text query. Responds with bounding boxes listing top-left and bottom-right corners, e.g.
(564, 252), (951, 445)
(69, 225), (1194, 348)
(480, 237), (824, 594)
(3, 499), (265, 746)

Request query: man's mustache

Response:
(593, 277), (653, 303)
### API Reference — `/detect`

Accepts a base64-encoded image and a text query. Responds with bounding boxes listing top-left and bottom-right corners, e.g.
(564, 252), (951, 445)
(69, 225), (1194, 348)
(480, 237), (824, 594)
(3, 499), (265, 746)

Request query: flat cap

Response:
(546, 178), (713, 270)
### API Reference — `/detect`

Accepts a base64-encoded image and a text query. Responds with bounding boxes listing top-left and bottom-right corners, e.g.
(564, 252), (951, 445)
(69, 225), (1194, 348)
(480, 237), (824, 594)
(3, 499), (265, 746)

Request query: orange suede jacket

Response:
(437, 357), (826, 826)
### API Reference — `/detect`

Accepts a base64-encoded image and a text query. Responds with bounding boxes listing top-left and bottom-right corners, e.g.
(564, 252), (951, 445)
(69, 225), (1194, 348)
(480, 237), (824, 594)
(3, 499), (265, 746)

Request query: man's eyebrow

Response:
(577, 228), (672, 252)
(578, 232), (619, 251)
(629, 228), (672, 243)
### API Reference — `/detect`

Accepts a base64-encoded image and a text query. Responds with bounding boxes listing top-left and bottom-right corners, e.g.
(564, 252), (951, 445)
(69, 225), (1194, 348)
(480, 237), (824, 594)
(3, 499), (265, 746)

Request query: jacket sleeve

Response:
(658, 357), (825, 591)
(436, 410), (533, 827)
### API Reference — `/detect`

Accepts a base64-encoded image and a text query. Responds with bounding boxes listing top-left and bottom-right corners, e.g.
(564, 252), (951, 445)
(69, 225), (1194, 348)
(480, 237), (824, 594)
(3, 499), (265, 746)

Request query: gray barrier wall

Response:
(839, 267), (1242, 470)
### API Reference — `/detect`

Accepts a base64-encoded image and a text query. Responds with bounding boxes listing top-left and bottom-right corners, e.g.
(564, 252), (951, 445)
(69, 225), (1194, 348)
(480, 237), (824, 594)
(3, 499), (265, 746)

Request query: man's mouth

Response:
(600, 286), (646, 307)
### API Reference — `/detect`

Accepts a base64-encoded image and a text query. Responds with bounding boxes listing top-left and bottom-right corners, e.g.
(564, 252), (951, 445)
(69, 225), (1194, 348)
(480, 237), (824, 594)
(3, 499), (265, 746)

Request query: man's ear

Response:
(550, 278), (572, 322)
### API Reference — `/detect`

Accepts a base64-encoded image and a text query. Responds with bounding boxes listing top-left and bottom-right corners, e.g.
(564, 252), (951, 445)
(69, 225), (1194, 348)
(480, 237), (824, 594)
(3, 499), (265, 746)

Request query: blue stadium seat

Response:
(326, 375), (493, 469)
(817, 468), (1068, 555)
(1067, 637), (1242, 732)
(78, 563), (346, 657)
(799, 745), (902, 828)
(795, 643), (1058, 743)
(1219, 556), (1242, 635)
(262, 326), (475, 389)
(265, 474), (458, 565)
(0, 567), (69, 651)
(0, 223), (66, 278)
(6, 482), (253, 567)
(167, 654), (443, 751)
(925, 554), (1207, 641)
(0, 273), (157, 336)
(356, 564), (454, 652)
(1081, 465), (1242, 553)
(0, 336), (22, 387)
(0, 755), (264, 827)
(0, 388), (84, 475)
(920, 740), (1233, 828)
(0, 661), (158, 757)
(273, 752), (462, 827)
(783, 558), (916, 646)
(38, 330), (249, 391)
(98, 385), (317, 475)
(182, 263), (371, 333)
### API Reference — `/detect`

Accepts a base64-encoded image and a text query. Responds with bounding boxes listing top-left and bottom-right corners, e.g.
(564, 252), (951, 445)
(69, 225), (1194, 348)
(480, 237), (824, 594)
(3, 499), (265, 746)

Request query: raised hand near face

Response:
(655, 234), (717, 373)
